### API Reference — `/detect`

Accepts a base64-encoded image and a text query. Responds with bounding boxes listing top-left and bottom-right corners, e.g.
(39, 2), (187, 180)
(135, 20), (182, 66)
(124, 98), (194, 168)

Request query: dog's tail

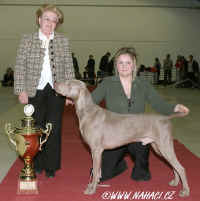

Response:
(168, 112), (188, 120)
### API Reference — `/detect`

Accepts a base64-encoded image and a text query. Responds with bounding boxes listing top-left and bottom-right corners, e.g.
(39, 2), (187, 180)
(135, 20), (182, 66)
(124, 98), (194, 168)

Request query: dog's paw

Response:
(84, 188), (92, 195)
(169, 179), (179, 186)
(84, 183), (96, 195)
(179, 188), (190, 197)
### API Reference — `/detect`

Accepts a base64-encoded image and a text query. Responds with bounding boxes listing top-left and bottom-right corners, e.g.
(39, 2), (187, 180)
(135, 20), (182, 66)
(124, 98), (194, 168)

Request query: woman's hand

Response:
(65, 98), (74, 106)
(174, 104), (190, 115)
(18, 91), (28, 104)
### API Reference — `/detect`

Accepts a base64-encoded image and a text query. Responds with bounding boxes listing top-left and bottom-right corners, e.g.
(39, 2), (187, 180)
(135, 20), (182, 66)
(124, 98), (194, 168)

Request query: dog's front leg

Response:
(84, 148), (103, 195)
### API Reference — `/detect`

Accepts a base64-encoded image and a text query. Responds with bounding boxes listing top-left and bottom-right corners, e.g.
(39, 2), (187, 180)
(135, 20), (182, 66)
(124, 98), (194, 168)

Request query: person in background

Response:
(175, 55), (185, 82)
(72, 52), (81, 79)
(163, 54), (173, 85)
(99, 52), (111, 76)
(137, 64), (146, 76)
(2, 67), (14, 87)
(85, 54), (95, 85)
(14, 4), (74, 178)
(153, 57), (161, 84)
(186, 55), (199, 83)
(91, 47), (189, 182)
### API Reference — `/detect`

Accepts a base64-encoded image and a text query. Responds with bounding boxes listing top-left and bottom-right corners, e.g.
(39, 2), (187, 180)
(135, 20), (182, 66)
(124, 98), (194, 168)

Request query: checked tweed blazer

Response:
(14, 32), (75, 97)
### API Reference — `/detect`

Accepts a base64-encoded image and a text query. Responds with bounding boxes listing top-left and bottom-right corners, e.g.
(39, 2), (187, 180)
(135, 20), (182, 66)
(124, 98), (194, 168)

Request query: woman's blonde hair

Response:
(36, 4), (64, 27)
(114, 47), (138, 80)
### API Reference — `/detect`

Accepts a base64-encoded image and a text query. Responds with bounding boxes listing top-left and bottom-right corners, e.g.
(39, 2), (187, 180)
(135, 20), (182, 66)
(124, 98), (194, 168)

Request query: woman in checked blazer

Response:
(14, 4), (75, 178)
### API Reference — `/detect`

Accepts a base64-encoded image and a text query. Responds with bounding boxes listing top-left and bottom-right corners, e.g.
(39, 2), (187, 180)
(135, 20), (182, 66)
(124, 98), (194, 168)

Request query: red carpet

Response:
(1, 103), (200, 201)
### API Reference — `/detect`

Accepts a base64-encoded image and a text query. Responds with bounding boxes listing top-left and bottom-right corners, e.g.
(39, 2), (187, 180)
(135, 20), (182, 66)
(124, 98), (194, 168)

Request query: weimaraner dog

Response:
(55, 79), (190, 197)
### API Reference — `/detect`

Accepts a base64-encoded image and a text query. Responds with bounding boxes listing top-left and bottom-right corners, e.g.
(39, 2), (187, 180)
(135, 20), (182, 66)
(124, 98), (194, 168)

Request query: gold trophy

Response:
(5, 104), (52, 194)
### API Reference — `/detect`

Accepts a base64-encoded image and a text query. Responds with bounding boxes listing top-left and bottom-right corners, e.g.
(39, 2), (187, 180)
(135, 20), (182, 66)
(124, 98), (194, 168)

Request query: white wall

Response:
(0, 0), (200, 78)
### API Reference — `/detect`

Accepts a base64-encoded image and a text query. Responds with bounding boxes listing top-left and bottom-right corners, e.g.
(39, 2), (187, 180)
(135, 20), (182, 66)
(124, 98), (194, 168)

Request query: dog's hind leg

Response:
(151, 142), (180, 187)
(156, 138), (190, 197)
(84, 148), (103, 195)
(169, 169), (180, 186)
(151, 141), (181, 186)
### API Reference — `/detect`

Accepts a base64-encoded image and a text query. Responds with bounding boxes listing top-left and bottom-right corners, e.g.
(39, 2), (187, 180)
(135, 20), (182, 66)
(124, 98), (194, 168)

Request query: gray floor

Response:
(0, 84), (199, 183)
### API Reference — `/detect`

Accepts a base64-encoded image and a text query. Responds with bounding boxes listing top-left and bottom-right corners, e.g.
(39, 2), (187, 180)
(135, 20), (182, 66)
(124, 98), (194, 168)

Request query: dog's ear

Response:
(78, 85), (92, 107)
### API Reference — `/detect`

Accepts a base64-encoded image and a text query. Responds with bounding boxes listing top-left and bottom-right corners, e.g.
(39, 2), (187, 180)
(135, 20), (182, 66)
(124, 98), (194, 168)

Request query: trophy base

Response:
(17, 179), (39, 194)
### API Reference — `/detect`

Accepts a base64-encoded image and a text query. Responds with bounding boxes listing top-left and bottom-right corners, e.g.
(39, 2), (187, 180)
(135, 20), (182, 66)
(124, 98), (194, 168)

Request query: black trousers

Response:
(88, 71), (95, 85)
(29, 83), (65, 171)
(101, 142), (150, 181)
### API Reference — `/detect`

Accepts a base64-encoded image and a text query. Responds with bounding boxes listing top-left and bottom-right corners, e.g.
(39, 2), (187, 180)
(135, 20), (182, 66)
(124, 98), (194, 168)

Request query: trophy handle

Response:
(5, 123), (17, 148)
(39, 123), (52, 150)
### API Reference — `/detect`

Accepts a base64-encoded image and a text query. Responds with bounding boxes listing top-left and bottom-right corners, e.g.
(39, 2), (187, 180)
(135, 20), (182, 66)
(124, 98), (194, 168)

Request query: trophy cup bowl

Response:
(5, 104), (52, 194)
